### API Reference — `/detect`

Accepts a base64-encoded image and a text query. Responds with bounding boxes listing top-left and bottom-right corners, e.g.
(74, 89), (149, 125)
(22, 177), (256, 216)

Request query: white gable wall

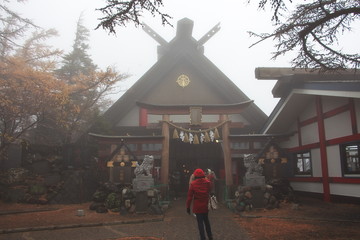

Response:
(322, 96), (348, 111)
(324, 111), (352, 139)
(356, 99), (360, 128)
(279, 122), (298, 149)
(301, 123), (319, 145)
(116, 107), (140, 127)
(299, 97), (316, 121)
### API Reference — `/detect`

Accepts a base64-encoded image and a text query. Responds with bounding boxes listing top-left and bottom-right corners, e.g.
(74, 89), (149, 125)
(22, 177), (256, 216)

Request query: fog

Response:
(9, 0), (302, 115)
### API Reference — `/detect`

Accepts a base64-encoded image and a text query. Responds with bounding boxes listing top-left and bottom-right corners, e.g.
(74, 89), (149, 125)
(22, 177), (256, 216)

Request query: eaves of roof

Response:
(88, 132), (163, 140)
(272, 74), (360, 98)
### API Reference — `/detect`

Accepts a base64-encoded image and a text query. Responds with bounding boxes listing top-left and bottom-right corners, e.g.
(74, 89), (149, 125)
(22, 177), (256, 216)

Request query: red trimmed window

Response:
(294, 152), (312, 175)
(341, 142), (360, 175)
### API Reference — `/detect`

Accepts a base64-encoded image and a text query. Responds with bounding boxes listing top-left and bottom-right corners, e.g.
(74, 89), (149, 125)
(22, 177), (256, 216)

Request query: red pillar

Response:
(316, 96), (330, 202)
(139, 107), (148, 127)
(349, 98), (358, 134)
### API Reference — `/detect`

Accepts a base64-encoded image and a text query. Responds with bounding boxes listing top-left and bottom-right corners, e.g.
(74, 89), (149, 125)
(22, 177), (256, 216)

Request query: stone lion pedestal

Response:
(132, 155), (155, 213)
(132, 176), (155, 213)
(132, 176), (155, 192)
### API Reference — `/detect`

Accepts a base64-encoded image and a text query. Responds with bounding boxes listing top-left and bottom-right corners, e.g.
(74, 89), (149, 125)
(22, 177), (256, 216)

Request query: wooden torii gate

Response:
(137, 101), (253, 192)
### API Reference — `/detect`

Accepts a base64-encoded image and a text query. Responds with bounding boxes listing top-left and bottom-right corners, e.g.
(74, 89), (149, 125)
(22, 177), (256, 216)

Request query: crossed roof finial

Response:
(142, 18), (221, 47)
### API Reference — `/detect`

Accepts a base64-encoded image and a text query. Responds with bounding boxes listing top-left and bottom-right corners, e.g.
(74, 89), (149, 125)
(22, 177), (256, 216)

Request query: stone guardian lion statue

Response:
(134, 155), (154, 177)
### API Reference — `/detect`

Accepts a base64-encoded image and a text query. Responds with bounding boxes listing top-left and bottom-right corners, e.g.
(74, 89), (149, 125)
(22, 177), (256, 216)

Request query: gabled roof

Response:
(102, 18), (267, 133)
(256, 68), (360, 133)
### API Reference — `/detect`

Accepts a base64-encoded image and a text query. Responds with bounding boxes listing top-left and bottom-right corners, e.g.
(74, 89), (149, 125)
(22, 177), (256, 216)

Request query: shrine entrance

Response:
(169, 139), (223, 193)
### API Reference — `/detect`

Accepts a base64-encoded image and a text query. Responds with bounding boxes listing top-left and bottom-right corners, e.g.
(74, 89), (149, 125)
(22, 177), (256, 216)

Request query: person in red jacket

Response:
(186, 168), (213, 240)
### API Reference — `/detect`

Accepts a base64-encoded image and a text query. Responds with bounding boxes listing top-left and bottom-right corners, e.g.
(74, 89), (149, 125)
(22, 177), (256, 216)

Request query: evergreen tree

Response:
(54, 15), (125, 144)
(57, 15), (97, 80)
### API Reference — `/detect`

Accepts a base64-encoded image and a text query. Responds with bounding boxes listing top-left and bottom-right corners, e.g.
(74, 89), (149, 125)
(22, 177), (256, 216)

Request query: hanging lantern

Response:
(214, 127), (220, 139)
(173, 128), (179, 139)
(193, 134), (200, 144)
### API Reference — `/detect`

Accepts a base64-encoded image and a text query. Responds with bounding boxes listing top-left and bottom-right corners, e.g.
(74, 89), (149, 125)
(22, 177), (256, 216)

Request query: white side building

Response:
(257, 68), (360, 203)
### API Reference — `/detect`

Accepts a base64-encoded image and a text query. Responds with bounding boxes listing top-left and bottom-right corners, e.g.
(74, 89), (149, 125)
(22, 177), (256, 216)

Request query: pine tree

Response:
(57, 15), (97, 80)
(54, 15), (126, 144)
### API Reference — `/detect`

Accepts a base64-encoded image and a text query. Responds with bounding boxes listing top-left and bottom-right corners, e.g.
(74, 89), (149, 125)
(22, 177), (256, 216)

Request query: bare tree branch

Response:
(96, 0), (172, 34)
(249, 0), (360, 70)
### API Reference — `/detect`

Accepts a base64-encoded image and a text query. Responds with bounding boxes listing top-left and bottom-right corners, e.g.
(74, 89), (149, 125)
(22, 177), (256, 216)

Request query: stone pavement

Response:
(153, 197), (250, 240)
(0, 198), (250, 240)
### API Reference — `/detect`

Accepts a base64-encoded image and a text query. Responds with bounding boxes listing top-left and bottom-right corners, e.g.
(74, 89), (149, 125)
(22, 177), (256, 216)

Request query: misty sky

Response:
(9, 0), (304, 115)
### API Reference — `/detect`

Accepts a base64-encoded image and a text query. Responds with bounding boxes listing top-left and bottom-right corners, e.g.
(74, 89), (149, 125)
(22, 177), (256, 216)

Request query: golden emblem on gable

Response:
(176, 74), (190, 88)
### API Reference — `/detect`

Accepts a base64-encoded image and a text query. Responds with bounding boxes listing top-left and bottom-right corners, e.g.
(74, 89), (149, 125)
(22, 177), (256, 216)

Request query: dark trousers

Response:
(195, 212), (213, 240)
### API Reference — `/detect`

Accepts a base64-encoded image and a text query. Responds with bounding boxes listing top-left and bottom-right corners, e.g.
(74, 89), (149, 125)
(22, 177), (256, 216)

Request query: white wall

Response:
(322, 96), (348, 112)
(279, 122), (298, 149)
(290, 96), (360, 200)
(149, 114), (163, 123)
(326, 145), (342, 177)
(201, 114), (220, 122)
(330, 183), (360, 197)
(116, 107), (139, 126)
(301, 122), (319, 145)
(299, 98), (316, 121)
(228, 114), (249, 125)
(311, 148), (322, 177)
(290, 182), (323, 193)
(356, 99), (360, 131)
(324, 111), (352, 140)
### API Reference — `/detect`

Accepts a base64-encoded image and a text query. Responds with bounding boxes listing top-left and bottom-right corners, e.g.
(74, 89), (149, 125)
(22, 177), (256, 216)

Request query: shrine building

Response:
(88, 18), (360, 203)
(88, 18), (270, 195)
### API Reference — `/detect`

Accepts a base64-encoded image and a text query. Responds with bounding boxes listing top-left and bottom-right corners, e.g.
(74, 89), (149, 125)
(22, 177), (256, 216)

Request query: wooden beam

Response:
(142, 23), (168, 46)
(161, 115), (170, 186)
(220, 114), (233, 187)
(136, 101), (253, 115)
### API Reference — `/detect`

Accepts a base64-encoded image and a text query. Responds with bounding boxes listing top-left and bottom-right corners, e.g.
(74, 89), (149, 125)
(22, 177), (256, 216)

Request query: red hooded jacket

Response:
(186, 176), (211, 213)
